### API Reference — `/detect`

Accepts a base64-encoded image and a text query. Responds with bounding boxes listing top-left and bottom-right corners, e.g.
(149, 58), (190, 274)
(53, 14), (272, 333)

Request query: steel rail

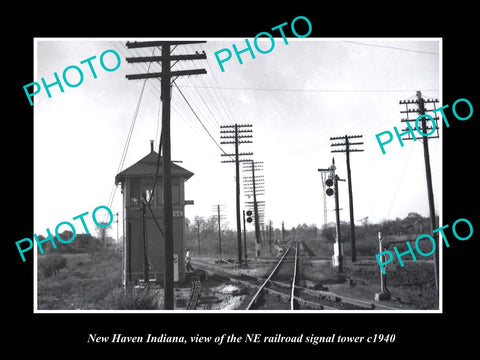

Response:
(246, 240), (294, 310)
(290, 241), (299, 310)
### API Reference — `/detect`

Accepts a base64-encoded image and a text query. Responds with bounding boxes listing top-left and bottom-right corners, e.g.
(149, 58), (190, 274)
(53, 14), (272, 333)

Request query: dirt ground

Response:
(191, 255), (439, 311)
(301, 258), (439, 310)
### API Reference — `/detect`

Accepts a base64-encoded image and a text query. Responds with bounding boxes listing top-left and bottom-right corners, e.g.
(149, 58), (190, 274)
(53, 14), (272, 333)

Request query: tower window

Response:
(130, 178), (140, 206)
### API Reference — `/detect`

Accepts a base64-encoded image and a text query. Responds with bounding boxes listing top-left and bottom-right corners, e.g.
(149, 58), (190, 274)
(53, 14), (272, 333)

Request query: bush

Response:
(104, 286), (161, 310)
(39, 254), (67, 278)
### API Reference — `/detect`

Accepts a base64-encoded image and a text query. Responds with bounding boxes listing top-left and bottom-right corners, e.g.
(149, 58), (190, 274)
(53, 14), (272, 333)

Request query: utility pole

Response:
(243, 210), (248, 266)
(211, 205), (226, 257)
(217, 205), (222, 256)
(194, 218), (203, 255)
(126, 40), (207, 310)
(333, 164), (342, 272)
(399, 91), (440, 291)
(319, 158), (344, 272)
(268, 220), (273, 254)
(140, 196), (149, 283)
(243, 161), (265, 257)
(330, 135), (364, 262)
(220, 124), (253, 265)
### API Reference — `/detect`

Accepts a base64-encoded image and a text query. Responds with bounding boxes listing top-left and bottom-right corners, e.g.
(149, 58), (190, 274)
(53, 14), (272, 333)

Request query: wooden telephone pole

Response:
(330, 135), (363, 262)
(220, 124), (253, 265)
(399, 91), (440, 291)
(194, 218), (203, 255)
(243, 161), (265, 257)
(211, 205), (226, 256)
(125, 40), (207, 310)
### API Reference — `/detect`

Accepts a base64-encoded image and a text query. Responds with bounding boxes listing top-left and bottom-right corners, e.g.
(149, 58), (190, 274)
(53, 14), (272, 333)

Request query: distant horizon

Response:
(31, 208), (439, 242)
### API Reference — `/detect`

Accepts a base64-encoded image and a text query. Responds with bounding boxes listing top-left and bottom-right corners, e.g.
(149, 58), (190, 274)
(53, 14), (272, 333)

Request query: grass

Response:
(301, 235), (439, 309)
(37, 235), (438, 310)
(37, 249), (121, 310)
(37, 248), (163, 310)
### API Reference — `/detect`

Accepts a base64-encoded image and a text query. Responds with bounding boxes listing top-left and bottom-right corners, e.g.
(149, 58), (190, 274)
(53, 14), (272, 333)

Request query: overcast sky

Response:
(34, 38), (441, 239)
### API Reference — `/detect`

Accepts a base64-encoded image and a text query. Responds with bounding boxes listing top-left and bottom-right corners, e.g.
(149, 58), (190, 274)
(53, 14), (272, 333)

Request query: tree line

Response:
(184, 212), (434, 258)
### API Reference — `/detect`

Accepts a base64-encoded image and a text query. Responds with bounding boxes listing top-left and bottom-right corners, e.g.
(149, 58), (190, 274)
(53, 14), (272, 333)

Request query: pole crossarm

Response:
(399, 92), (440, 141)
(328, 135), (364, 263)
(221, 152), (253, 157)
(126, 54), (206, 63)
(401, 116), (440, 122)
(220, 123), (256, 262)
(244, 179), (265, 183)
(220, 130), (253, 134)
(126, 69), (207, 80)
(330, 134), (363, 140)
(124, 40), (206, 310)
(332, 149), (364, 153)
(220, 124), (252, 128)
(220, 135), (253, 139)
(221, 159), (253, 163)
(399, 98), (439, 104)
(220, 141), (253, 145)
(126, 40), (207, 48)
(399, 91), (439, 290)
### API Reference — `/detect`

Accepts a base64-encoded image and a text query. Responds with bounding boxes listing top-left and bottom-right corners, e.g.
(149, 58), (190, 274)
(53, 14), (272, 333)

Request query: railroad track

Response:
(191, 240), (401, 311)
(246, 240), (299, 310)
(242, 239), (396, 311)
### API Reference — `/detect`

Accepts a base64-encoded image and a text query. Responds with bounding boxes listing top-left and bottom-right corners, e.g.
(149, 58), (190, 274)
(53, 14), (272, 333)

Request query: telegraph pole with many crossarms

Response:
(243, 160), (265, 257)
(125, 40), (207, 310)
(211, 204), (226, 257)
(220, 124), (253, 265)
(330, 135), (364, 262)
(399, 90), (440, 291)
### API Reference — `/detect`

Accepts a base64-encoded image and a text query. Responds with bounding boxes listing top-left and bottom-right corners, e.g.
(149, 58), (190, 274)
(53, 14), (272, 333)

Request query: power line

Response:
(174, 83), (231, 158)
(173, 55), (224, 130)
(386, 144), (415, 219)
(343, 41), (439, 55)
(176, 85), (438, 93)
(123, 42), (216, 143)
(330, 135), (364, 262)
(125, 40), (207, 310)
(105, 48), (155, 216)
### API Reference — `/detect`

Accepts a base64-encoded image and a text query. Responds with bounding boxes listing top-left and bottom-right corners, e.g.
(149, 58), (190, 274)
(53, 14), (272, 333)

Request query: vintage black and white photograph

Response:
(31, 37), (444, 312)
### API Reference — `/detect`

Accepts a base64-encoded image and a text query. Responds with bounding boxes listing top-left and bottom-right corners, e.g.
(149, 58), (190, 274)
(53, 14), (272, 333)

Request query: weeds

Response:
(39, 254), (67, 278)
(104, 286), (162, 310)
(37, 249), (122, 310)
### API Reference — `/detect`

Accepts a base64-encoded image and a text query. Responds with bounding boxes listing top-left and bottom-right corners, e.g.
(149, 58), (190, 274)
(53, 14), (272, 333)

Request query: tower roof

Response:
(115, 149), (194, 185)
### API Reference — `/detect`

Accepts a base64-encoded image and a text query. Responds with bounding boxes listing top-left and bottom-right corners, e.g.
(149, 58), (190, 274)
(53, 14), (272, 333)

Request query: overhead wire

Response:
(173, 50), (225, 131)
(207, 40), (248, 125)
(109, 41), (255, 223)
(105, 46), (156, 220)
(343, 41), (439, 55)
(191, 42), (238, 126)
(105, 40), (237, 235)
(174, 82), (233, 160)
(386, 144), (415, 219)
(175, 85), (439, 94)
(119, 43), (206, 141)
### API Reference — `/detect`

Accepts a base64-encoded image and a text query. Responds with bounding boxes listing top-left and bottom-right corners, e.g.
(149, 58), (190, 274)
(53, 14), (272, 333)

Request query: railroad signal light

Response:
(325, 175), (335, 196)
(246, 210), (253, 223)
